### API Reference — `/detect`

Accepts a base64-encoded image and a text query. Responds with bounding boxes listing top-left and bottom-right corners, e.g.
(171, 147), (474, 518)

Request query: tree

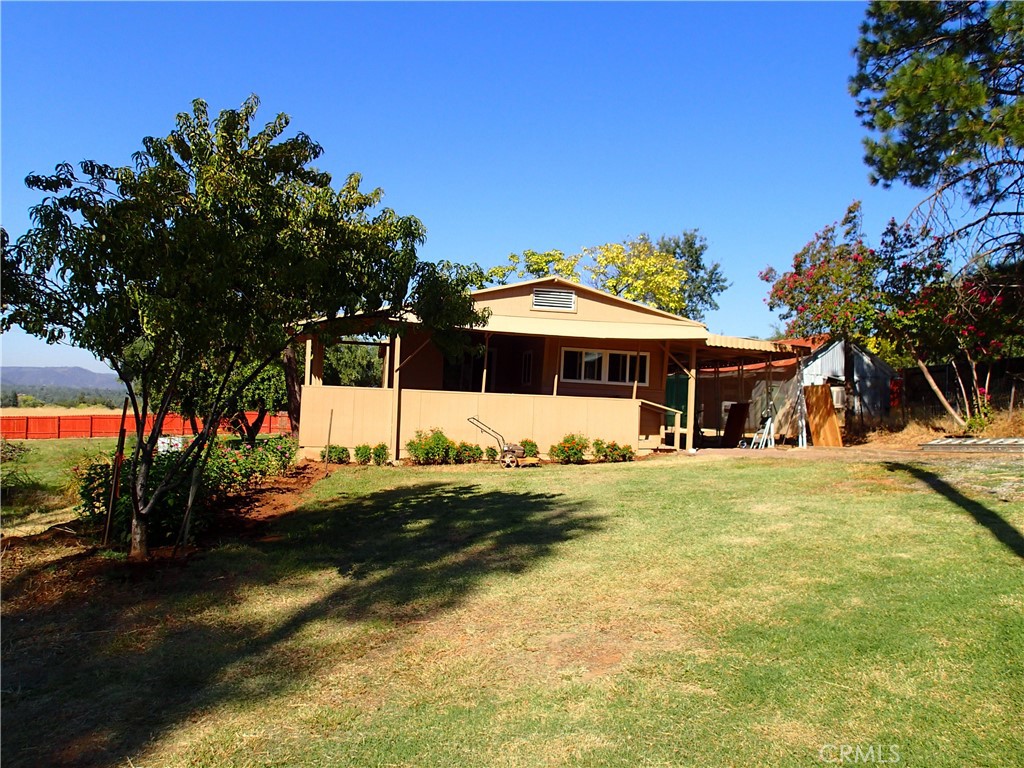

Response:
(761, 201), (1022, 428)
(484, 230), (728, 320)
(760, 203), (881, 429)
(1, 96), (484, 559)
(655, 232), (728, 322)
(229, 360), (288, 445)
(851, 1), (1024, 266)
(323, 339), (384, 387)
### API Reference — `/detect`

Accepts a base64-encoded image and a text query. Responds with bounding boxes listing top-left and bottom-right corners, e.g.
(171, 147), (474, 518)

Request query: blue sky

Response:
(2, 1), (925, 372)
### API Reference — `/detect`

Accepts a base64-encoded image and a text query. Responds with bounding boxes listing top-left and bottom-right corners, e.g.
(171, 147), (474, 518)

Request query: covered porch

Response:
(297, 328), (797, 461)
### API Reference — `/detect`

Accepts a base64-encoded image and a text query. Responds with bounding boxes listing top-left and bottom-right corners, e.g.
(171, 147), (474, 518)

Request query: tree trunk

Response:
(234, 408), (268, 446)
(129, 513), (148, 561)
(910, 350), (966, 427)
(282, 344), (302, 439)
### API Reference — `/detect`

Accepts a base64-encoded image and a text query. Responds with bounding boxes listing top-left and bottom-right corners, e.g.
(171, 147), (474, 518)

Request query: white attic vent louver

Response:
(532, 287), (576, 311)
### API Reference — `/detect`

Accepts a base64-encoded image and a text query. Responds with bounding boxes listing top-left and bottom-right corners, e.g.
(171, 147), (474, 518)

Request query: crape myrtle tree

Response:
(1, 96), (484, 559)
(761, 201), (1021, 428)
(484, 230), (728, 322)
(852, 1), (1023, 267)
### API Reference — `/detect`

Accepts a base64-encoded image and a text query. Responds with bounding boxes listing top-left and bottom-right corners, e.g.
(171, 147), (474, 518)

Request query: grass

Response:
(2, 453), (1022, 767)
(1, 438), (117, 531)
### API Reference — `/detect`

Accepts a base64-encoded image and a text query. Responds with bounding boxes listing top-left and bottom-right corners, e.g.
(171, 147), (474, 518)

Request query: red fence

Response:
(0, 412), (290, 440)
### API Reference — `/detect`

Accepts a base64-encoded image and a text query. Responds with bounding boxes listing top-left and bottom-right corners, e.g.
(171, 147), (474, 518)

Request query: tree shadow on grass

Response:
(884, 462), (1024, 561)
(1, 481), (602, 767)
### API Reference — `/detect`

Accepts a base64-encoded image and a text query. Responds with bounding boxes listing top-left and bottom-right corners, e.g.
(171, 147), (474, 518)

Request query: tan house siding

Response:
(397, 329), (445, 391)
(477, 281), (699, 326)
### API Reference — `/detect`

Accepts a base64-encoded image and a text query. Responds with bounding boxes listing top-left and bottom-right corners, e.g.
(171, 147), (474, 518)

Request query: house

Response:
(297, 277), (799, 460)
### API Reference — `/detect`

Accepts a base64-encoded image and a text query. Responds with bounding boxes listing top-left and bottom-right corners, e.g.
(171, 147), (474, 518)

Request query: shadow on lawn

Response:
(885, 462), (1024, 561)
(1, 480), (602, 767)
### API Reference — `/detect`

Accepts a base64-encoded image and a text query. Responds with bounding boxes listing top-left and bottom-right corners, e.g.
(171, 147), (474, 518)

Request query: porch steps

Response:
(921, 437), (1024, 454)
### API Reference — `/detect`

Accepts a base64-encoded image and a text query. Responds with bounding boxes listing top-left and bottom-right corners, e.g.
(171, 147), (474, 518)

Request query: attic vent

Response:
(532, 287), (576, 311)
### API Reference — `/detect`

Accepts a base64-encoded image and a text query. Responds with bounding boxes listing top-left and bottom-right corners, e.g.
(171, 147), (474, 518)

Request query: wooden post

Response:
(389, 334), (402, 462)
(481, 333), (491, 394)
(323, 409), (334, 478)
(685, 344), (698, 452)
(102, 397), (130, 547)
(631, 341), (641, 400)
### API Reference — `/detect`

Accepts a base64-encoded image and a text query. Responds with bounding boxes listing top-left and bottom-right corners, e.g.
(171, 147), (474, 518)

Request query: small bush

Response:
(593, 439), (634, 462)
(519, 438), (539, 458)
(372, 442), (390, 466)
(321, 445), (350, 464)
(455, 442), (483, 464)
(405, 429), (457, 465)
(354, 444), (372, 465)
(548, 434), (590, 464)
(485, 445), (498, 463)
(78, 435), (298, 548)
(0, 438), (31, 499)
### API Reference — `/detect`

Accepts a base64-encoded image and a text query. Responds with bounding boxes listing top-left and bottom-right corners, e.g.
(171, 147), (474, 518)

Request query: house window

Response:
(521, 350), (533, 386)
(560, 348), (649, 386)
(532, 287), (576, 312)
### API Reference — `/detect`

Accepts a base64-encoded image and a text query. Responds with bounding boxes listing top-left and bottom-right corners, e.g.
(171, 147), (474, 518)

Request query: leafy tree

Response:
(851, 1), (1023, 265)
(229, 360), (288, 445)
(484, 229), (727, 320)
(1, 96), (484, 559)
(582, 235), (689, 315)
(323, 339), (383, 387)
(654, 232), (728, 321)
(760, 203), (882, 429)
(762, 201), (1021, 428)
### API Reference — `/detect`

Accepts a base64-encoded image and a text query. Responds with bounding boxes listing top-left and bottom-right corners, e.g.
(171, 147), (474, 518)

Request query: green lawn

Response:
(2, 453), (1022, 767)
(1, 437), (117, 531)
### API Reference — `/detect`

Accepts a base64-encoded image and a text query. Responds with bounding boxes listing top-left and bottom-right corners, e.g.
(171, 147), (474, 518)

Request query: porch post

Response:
(685, 343), (698, 452)
(389, 334), (402, 462)
(381, 338), (391, 388)
(304, 337), (324, 387)
(631, 341), (641, 400)
(661, 343), (670, 445)
(481, 332), (491, 394)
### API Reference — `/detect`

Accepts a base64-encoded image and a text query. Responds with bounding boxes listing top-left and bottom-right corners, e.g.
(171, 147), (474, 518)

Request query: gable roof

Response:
(472, 276), (706, 327)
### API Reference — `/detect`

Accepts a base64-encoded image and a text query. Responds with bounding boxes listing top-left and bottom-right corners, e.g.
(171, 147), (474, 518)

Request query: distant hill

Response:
(1, 366), (124, 391)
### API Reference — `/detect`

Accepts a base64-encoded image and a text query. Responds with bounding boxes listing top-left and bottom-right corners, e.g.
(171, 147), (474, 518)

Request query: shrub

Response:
(321, 445), (350, 464)
(354, 444), (372, 465)
(78, 434), (297, 548)
(593, 439), (634, 462)
(519, 438), (539, 458)
(485, 445), (498, 463)
(548, 433), (590, 464)
(78, 450), (203, 547)
(0, 438), (30, 500)
(372, 442), (390, 466)
(405, 429), (457, 465)
(455, 442), (483, 464)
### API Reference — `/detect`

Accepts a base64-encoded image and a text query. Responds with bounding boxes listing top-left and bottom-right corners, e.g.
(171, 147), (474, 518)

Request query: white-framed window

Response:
(521, 350), (533, 386)
(560, 347), (649, 386)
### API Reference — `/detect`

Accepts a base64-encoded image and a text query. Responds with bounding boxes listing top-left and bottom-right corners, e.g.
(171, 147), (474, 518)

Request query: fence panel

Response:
(0, 412), (289, 440)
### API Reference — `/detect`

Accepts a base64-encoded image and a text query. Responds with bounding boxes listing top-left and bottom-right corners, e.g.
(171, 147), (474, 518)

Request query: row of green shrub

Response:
(548, 434), (635, 464)
(317, 430), (633, 467)
(320, 442), (390, 466)
(78, 434), (298, 547)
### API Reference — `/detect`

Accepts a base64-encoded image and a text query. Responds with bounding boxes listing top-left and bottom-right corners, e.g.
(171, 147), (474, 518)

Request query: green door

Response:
(665, 372), (690, 428)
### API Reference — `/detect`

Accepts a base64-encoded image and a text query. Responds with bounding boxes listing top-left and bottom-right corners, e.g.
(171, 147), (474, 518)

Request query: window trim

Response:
(560, 347), (650, 387)
(521, 350), (533, 386)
